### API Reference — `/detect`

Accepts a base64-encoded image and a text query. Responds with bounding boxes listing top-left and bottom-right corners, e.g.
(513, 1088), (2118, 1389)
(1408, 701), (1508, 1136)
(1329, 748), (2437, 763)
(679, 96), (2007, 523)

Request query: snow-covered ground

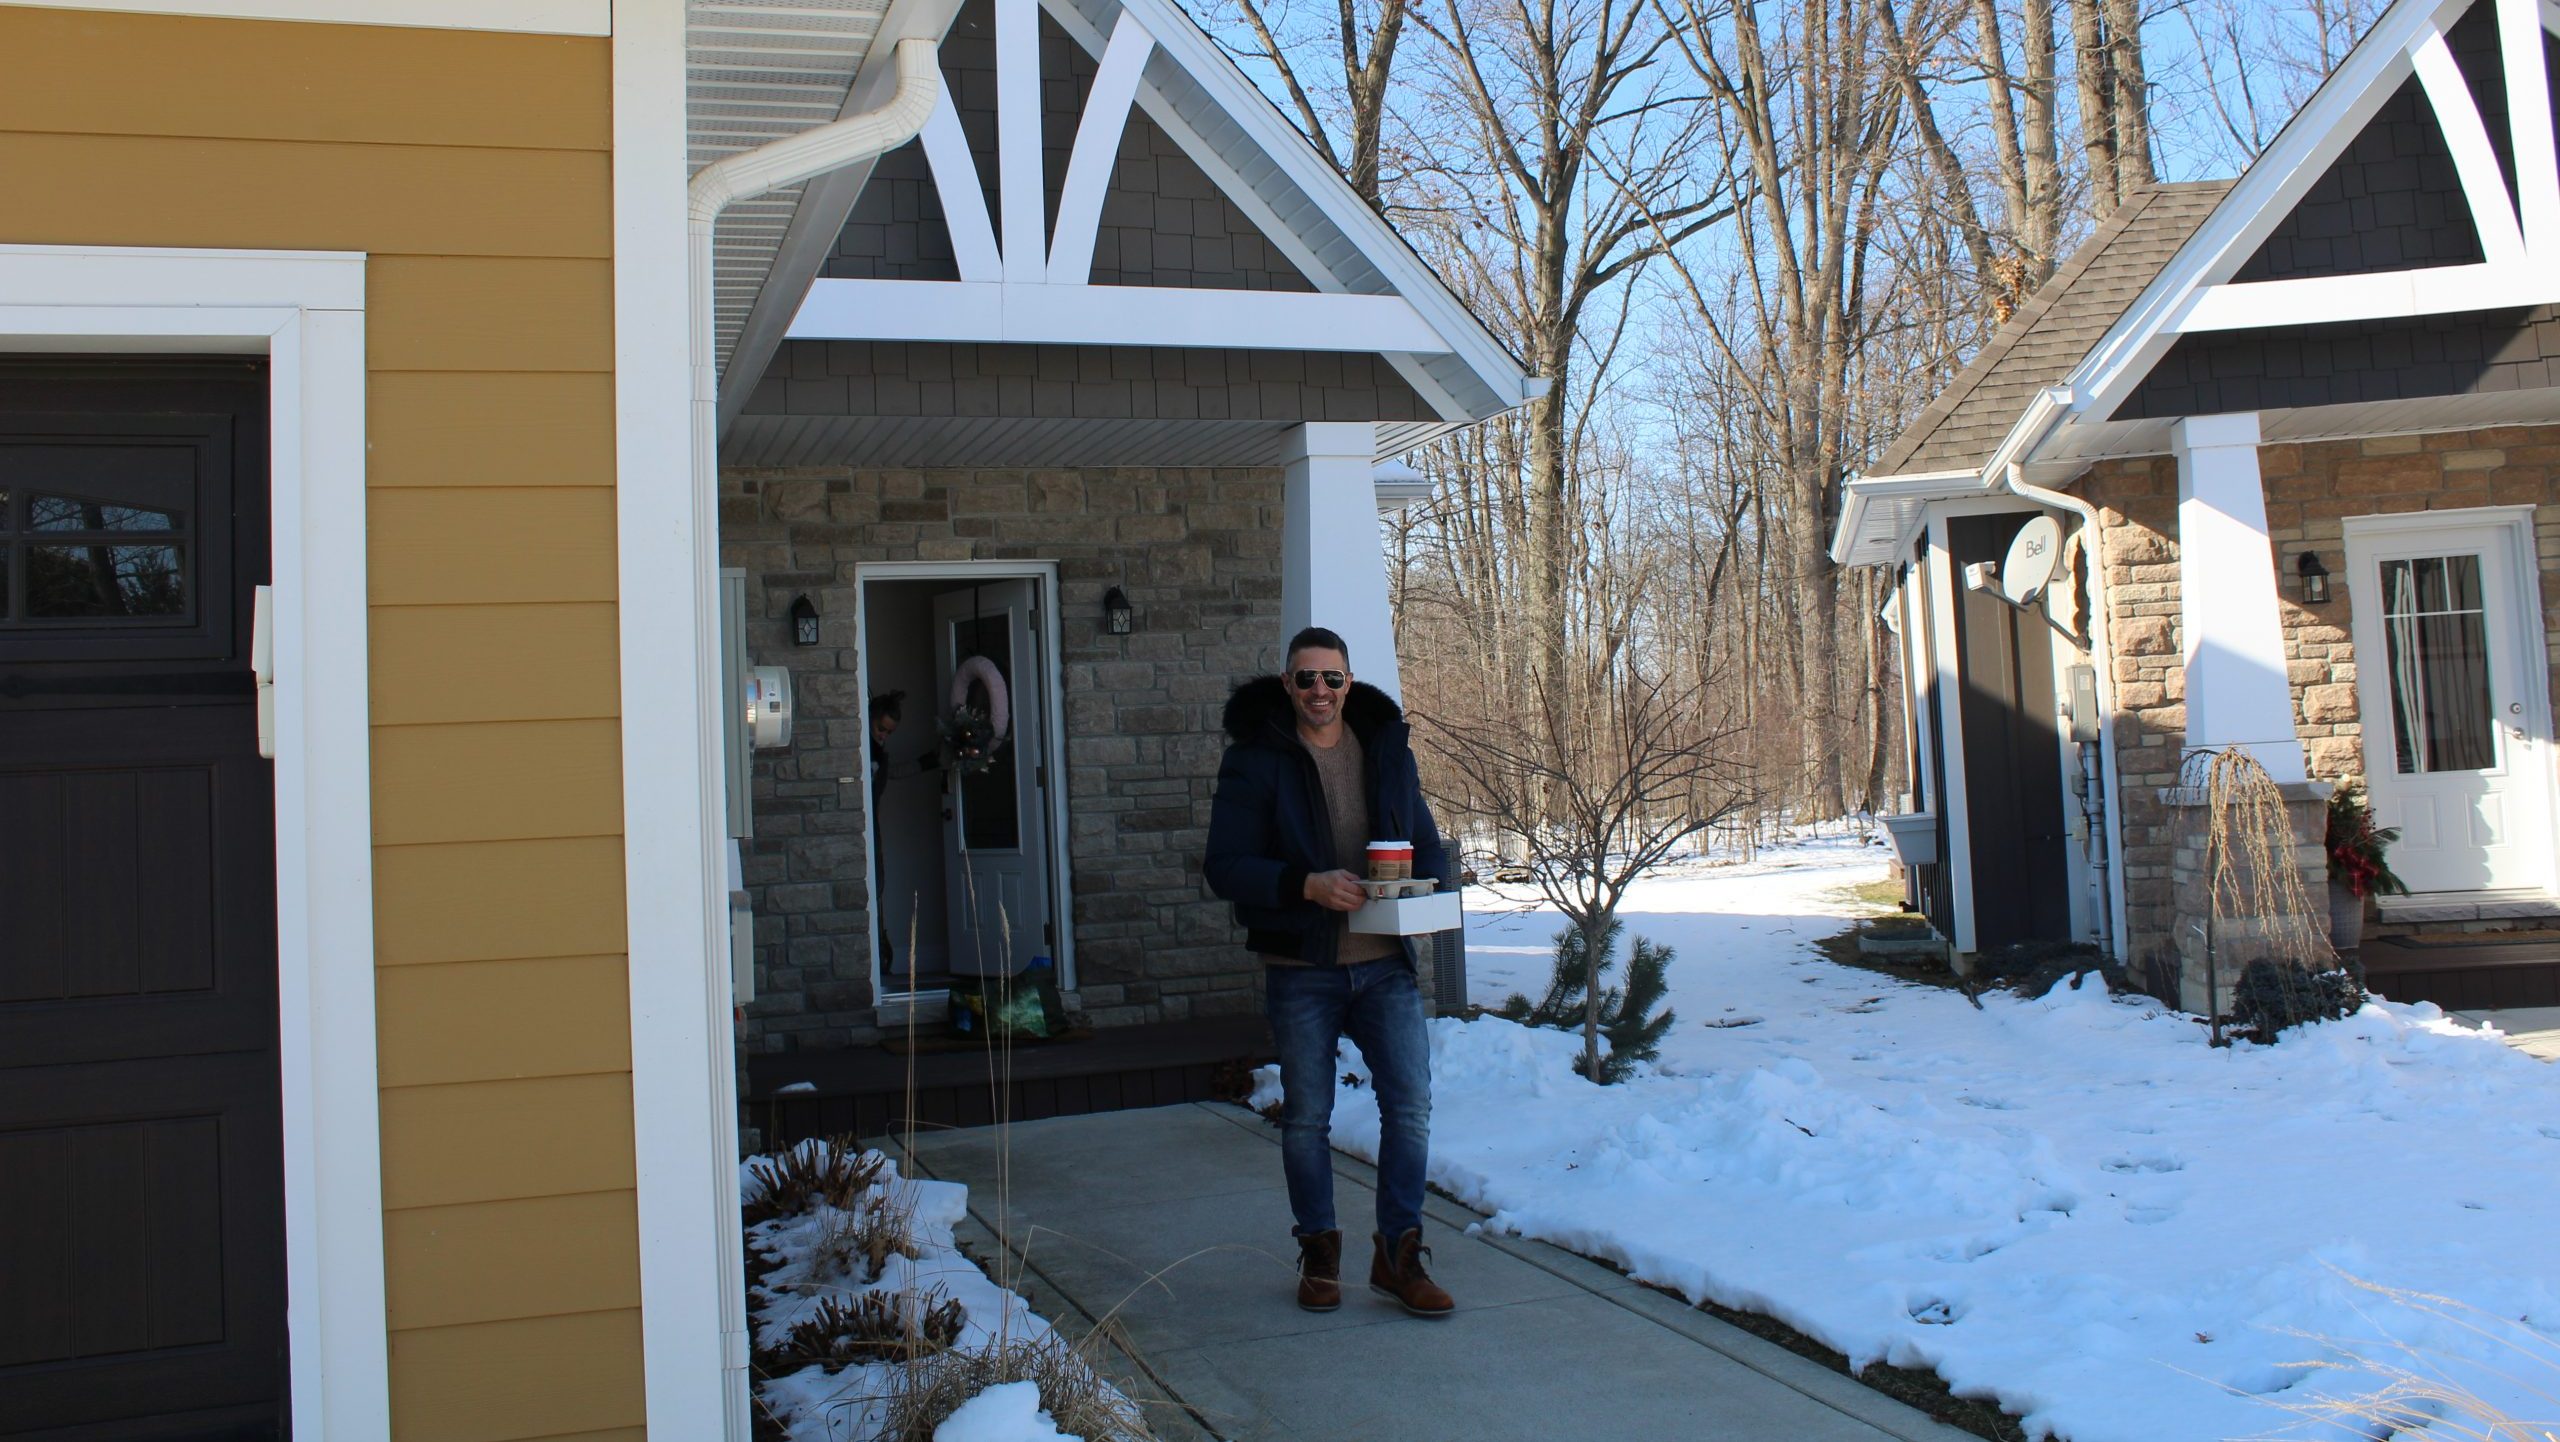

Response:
(1269, 832), (2560, 1441)
(749, 1147), (1136, 1442)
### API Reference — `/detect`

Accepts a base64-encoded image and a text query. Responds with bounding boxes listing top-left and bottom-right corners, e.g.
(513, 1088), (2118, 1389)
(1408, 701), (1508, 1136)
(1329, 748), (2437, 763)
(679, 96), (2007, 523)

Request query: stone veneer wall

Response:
(718, 465), (1285, 1053)
(2090, 424), (2560, 984)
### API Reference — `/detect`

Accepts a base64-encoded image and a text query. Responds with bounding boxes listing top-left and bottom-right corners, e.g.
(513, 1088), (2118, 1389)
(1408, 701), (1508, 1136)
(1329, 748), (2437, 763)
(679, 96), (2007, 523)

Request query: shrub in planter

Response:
(2326, 783), (2408, 905)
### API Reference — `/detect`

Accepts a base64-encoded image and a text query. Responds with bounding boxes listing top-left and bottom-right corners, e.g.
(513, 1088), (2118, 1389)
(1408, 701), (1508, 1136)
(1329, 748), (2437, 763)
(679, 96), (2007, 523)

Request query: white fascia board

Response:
(1043, 0), (1534, 411)
(2174, 261), (2555, 330)
(2, 0), (609, 30)
(1831, 468), (1990, 565)
(788, 276), (1452, 352)
(2065, 0), (2464, 417)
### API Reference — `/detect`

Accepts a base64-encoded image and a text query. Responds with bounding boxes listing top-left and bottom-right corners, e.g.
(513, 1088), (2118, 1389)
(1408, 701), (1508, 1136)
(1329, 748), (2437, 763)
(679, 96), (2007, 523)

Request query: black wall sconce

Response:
(1102, 586), (1135, 636)
(2295, 551), (2331, 605)
(789, 594), (821, 646)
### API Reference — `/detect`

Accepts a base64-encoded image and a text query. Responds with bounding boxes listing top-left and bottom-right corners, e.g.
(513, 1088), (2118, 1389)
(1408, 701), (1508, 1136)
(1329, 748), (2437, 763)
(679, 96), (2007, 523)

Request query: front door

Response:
(0, 365), (286, 1439)
(2346, 516), (2553, 894)
(934, 579), (1054, 976)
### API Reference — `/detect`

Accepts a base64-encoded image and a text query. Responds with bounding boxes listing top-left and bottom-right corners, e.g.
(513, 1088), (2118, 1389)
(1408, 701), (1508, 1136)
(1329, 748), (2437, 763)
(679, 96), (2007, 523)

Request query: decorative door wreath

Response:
(943, 654), (1011, 772)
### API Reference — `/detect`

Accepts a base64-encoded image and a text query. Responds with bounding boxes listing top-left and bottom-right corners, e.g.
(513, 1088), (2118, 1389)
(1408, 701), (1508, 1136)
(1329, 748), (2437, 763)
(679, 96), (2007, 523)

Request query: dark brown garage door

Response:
(0, 363), (286, 1441)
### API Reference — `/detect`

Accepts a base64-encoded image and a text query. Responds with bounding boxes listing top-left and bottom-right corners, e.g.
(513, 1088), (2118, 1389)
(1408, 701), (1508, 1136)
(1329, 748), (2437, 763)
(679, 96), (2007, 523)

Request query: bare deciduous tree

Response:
(1421, 653), (1748, 1080)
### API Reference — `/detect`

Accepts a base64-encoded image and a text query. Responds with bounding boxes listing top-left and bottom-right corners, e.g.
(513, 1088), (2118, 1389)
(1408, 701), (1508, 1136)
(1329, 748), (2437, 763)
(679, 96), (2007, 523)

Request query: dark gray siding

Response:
(2117, 307), (2560, 419)
(2230, 7), (2560, 283)
(748, 339), (1426, 423)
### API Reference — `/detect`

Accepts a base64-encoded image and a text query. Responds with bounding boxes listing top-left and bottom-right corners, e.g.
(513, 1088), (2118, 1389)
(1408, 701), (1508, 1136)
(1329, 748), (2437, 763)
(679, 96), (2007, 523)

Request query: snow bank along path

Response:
(749, 1151), (1129, 1442)
(1265, 836), (2560, 1441)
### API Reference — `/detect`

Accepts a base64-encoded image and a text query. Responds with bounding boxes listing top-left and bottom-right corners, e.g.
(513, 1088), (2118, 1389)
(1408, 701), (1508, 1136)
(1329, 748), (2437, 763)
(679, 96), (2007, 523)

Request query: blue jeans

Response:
(1264, 958), (1432, 1241)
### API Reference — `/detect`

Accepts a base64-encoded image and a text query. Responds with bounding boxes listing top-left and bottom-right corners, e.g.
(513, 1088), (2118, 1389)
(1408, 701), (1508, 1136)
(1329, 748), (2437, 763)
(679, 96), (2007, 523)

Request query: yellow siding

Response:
(388, 1312), (648, 1442)
(382, 1193), (642, 1330)
(0, 10), (641, 1438)
(368, 373), (617, 489)
(378, 1073), (638, 1212)
(373, 837), (629, 967)
(374, 956), (631, 1089)
(370, 604), (621, 728)
(369, 489), (621, 606)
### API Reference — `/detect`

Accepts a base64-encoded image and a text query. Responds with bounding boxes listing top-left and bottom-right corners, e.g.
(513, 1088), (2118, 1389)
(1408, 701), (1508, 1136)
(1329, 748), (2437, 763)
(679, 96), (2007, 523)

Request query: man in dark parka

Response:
(1204, 626), (1456, 1317)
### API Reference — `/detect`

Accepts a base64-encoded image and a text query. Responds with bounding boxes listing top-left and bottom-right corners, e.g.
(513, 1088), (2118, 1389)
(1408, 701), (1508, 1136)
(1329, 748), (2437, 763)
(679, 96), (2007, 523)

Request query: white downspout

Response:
(683, 36), (941, 1433)
(1992, 386), (2129, 960)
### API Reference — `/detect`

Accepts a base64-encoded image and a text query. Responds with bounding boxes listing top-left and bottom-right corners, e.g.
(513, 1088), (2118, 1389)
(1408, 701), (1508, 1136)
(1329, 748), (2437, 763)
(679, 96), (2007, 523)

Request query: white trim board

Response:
(0, 0), (609, 31)
(787, 277), (1451, 353)
(0, 242), (387, 1440)
(614, 1), (750, 1436)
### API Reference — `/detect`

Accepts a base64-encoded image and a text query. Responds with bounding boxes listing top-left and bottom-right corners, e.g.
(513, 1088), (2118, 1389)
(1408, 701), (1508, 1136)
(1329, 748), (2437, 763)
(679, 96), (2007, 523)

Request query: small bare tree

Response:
(1419, 653), (1749, 1081)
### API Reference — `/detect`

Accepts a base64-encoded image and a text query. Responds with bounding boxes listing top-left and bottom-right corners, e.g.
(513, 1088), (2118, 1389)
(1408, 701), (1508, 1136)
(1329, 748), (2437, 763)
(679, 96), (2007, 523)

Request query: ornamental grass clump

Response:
(743, 1140), (885, 1224)
(770, 1290), (966, 1372)
(809, 1172), (925, 1283)
(882, 1331), (1155, 1442)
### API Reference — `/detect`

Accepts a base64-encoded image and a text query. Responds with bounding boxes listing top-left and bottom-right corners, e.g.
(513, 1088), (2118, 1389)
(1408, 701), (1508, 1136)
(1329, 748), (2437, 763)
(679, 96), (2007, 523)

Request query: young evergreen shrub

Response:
(2229, 958), (2362, 1044)
(1499, 920), (1677, 1083)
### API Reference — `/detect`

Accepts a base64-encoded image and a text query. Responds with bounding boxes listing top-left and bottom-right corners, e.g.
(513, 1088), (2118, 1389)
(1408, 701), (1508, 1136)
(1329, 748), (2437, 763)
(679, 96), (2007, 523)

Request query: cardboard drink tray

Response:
(1348, 879), (1461, 935)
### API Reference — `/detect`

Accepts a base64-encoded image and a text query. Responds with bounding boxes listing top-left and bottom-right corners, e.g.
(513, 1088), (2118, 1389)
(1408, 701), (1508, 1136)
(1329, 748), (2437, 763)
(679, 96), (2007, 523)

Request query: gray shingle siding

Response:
(747, 340), (1427, 423)
(819, 0), (1310, 293)
(2117, 305), (2560, 418)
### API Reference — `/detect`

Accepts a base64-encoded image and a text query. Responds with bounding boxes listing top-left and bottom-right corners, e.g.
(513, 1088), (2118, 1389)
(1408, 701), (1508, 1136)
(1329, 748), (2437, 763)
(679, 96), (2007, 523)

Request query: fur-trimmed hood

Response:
(1221, 675), (1404, 746)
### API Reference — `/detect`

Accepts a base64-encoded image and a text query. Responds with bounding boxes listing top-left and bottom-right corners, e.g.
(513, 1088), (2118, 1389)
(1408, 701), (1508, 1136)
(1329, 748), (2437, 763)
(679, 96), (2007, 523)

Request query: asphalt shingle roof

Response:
(1871, 181), (2233, 477)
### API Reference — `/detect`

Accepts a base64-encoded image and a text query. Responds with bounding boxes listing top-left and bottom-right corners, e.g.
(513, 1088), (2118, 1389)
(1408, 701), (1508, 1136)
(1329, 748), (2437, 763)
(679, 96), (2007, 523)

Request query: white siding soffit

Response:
(688, 0), (893, 375)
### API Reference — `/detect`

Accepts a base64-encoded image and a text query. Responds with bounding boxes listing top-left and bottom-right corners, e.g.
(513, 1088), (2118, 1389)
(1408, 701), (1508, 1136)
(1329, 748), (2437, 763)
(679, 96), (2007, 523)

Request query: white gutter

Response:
(682, 36), (941, 1431)
(1991, 386), (2130, 961)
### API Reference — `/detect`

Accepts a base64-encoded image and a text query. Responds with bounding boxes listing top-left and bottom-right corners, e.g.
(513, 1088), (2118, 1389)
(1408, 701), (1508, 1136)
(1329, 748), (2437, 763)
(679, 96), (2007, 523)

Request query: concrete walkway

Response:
(894, 1102), (1976, 1442)
(2455, 1005), (2560, 1060)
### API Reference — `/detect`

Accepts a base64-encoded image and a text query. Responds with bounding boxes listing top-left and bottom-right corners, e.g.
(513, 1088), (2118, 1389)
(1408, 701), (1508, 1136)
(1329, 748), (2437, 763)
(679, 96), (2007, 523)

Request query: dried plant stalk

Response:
(772, 1289), (966, 1371)
(744, 1142), (886, 1224)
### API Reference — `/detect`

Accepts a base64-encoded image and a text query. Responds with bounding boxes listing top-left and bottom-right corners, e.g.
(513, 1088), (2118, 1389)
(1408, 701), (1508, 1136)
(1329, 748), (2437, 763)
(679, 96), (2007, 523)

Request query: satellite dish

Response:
(2001, 515), (2065, 606)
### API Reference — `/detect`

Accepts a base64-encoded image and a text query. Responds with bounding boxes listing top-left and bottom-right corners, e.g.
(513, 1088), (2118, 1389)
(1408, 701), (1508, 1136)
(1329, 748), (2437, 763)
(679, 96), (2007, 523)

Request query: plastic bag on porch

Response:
(946, 957), (1066, 1040)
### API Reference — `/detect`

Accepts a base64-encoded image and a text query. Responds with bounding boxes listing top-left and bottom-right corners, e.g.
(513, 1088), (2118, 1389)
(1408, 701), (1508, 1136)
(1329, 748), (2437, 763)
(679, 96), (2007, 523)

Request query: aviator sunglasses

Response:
(1291, 669), (1348, 691)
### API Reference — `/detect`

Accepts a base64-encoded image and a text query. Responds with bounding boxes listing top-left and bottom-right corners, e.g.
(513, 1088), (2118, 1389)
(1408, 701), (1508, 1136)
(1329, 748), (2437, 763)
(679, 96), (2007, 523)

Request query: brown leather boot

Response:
(1369, 1229), (1455, 1317)
(1295, 1230), (1342, 1312)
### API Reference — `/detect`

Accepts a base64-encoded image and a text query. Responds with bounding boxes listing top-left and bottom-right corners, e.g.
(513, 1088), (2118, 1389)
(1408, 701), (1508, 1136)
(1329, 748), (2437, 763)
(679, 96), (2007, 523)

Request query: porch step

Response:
(2360, 934), (2560, 1013)
(745, 1014), (1273, 1148)
(2375, 890), (2560, 924)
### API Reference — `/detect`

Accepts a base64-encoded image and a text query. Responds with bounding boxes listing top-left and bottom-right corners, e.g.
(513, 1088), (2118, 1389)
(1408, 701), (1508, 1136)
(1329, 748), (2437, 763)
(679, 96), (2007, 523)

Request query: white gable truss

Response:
(731, 0), (1535, 433)
(2067, 0), (2560, 423)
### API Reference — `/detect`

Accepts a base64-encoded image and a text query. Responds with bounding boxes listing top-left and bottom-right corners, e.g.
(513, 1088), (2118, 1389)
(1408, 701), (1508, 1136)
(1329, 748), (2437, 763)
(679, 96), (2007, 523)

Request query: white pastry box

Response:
(1348, 881), (1461, 935)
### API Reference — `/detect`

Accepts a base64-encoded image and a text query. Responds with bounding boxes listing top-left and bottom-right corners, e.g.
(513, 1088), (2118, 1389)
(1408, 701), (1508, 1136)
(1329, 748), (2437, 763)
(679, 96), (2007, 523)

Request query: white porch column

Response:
(1280, 421), (1400, 698)
(2174, 412), (2307, 784)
